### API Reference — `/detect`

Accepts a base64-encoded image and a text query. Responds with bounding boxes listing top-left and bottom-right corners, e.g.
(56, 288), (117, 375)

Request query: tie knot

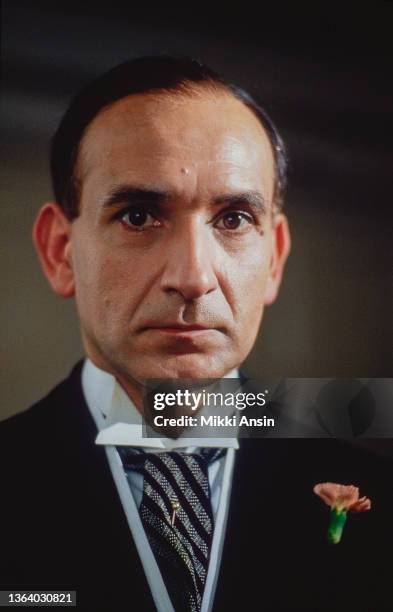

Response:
(117, 447), (225, 471)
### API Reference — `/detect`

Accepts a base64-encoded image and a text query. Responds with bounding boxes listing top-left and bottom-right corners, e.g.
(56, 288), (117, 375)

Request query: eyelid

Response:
(114, 204), (161, 229)
(212, 208), (256, 226)
(112, 203), (156, 218)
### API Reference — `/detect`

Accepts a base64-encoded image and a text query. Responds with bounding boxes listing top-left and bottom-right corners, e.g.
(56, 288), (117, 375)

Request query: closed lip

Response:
(147, 324), (214, 332)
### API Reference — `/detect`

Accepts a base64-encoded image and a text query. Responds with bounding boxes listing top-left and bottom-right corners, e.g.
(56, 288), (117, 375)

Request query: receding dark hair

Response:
(51, 56), (287, 219)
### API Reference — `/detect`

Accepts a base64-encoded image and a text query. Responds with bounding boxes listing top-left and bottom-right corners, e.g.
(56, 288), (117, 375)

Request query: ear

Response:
(32, 202), (75, 298)
(263, 213), (291, 306)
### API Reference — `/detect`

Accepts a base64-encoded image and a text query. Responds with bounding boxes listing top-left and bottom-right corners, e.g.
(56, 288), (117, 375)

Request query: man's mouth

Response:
(146, 323), (215, 335)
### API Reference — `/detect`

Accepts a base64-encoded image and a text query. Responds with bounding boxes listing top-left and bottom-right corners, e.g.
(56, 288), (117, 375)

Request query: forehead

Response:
(78, 88), (275, 200)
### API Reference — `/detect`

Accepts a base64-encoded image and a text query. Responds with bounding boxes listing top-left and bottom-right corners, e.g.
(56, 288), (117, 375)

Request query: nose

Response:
(160, 220), (219, 300)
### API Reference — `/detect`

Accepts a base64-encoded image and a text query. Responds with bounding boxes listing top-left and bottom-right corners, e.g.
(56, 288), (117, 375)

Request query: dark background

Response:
(1, 2), (392, 420)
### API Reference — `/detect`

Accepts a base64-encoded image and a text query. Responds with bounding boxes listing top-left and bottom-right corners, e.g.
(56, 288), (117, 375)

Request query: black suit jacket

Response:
(1, 362), (393, 611)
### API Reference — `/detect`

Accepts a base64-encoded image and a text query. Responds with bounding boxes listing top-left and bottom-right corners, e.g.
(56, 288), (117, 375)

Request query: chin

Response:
(142, 353), (234, 381)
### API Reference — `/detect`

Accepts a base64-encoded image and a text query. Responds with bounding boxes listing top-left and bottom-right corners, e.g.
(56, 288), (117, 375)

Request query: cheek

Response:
(227, 242), (271, 319)
(73, 239), (156, 328)
(237, 269), (268, 332)
(71, 239), (121, 319)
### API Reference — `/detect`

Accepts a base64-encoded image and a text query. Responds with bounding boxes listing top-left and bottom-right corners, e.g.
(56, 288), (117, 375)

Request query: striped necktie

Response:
(118, 447), (224, 611)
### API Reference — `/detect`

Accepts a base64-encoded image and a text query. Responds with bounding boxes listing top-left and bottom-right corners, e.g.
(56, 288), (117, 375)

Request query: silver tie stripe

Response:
(118, 447), (224, 611)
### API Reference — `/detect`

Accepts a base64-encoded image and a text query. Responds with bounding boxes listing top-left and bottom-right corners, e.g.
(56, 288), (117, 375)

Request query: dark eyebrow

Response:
(213, 191), (267, 216)
(102, 185), (267, 216)
(102, 186), (170, 208)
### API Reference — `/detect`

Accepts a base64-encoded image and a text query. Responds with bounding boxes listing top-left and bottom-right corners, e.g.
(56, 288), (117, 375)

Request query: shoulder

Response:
(0, 360), (86, 457)
(0, 359), (101, 520)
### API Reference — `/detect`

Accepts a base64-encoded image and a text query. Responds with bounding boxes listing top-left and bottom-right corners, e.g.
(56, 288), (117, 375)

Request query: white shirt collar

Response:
(82, 359), (239, 450)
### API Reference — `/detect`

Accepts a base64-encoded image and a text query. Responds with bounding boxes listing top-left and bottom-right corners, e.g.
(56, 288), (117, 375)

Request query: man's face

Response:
(65, 88), (289, 397)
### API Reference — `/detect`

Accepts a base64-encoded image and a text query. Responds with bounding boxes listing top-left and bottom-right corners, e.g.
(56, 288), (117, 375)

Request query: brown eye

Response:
(123, 208), (148, 226)
(216, 212), (253, 230)
(120, 207), (160, 229)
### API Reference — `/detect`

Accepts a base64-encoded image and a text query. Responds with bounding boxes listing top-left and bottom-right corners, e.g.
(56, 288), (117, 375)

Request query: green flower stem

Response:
(328, 507), (348, 544)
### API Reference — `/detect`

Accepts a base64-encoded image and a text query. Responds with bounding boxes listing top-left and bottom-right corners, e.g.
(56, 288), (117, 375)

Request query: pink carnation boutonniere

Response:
(313, 482), (371, 544)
